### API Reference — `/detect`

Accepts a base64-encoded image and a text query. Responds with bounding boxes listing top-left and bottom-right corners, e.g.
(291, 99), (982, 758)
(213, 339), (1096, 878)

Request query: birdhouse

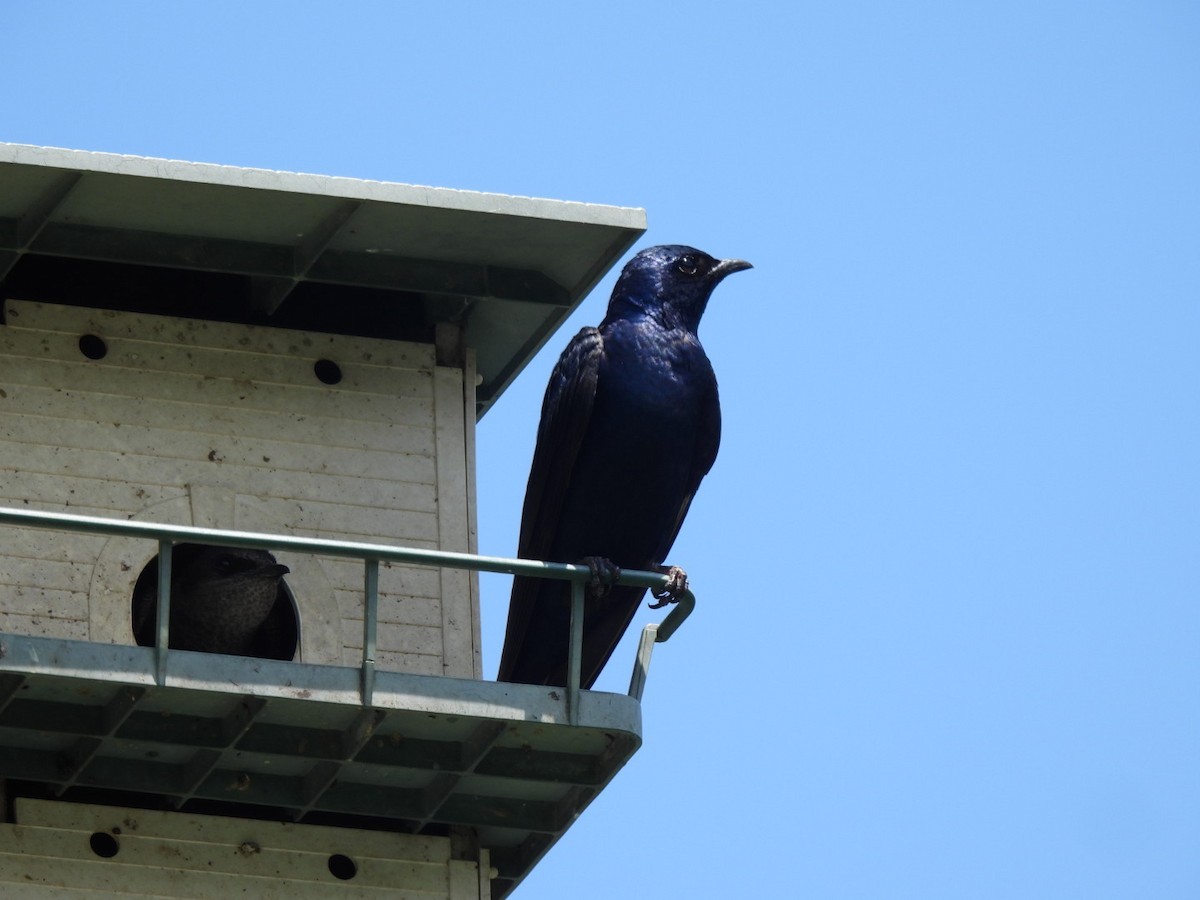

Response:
(0, 144), (652, 897)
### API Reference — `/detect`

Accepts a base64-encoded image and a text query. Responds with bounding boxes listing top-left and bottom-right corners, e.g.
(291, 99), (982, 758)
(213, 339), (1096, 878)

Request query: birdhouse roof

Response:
(0, 143), (646, 417)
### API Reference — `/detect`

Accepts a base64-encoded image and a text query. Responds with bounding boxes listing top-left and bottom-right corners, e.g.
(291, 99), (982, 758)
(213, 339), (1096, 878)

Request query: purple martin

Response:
(132, 543), (295, 659)
(497, 245), (751, 688)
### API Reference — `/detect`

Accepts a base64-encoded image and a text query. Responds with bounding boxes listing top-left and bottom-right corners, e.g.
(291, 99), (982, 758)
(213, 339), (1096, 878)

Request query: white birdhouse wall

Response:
(0, 299), (481, 679)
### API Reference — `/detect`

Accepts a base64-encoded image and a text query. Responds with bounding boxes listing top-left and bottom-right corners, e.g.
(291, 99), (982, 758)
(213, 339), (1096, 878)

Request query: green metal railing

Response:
(0, 506), (694, 723)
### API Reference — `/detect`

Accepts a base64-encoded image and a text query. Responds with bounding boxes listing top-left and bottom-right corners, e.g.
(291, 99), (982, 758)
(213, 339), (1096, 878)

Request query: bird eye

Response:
(677, 255), (699, 275)
(214, 554), (256, 575)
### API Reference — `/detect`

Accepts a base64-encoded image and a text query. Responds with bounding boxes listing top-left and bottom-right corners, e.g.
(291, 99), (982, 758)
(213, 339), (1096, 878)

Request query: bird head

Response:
(179, 546), (290, 586)
(605, 244), (752, 332)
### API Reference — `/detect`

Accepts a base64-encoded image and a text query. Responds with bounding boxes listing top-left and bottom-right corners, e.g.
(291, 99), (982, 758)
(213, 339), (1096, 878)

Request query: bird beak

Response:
(713, 258), (753, 280)
(259, 563), (290, 579)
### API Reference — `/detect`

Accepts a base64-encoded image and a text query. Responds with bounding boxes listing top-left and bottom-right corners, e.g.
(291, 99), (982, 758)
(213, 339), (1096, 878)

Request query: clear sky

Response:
(6, 2), (1199, 897)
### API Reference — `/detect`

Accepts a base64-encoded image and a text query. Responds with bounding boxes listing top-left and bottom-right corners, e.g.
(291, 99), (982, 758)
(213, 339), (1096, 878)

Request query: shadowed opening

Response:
(89, 832), (119, 858)
(328, 853), (357, 880)
(314, 358), (343, 385)
(130, 542), (299, 660)
(78, 333), (108, 360)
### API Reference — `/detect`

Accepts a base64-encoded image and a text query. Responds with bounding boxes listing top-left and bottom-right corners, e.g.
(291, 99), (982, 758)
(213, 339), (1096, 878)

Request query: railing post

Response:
(566, 579), (584, 725)
(627, 590), (695, 701)
(628, 624), (659, 702)
(361, 559), (379, 706)
(154, 539), (173, 687)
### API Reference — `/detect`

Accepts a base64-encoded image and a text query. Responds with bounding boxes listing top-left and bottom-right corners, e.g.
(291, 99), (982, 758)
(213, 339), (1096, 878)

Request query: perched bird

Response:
(132, 543), (295, 659)
(497, 244), (751, 688)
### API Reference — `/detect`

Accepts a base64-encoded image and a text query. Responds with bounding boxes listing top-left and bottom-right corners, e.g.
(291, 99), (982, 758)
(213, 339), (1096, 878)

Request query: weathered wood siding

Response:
(0, 798), (492, 898)
(0, 300), (480, 678)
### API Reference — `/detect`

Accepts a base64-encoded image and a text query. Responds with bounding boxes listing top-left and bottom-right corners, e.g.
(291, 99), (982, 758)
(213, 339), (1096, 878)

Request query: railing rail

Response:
(0, 506), (693, 721)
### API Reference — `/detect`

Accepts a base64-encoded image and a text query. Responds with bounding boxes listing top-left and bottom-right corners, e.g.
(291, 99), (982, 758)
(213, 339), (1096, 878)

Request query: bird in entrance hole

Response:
(497, 244), (752, 688)
(132, 543), (296, 659)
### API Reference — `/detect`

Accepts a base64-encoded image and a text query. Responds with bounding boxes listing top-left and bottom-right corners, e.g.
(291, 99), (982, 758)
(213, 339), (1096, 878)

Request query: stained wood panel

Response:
(0, 300), (479, 677)
(0, 798), (490, 898)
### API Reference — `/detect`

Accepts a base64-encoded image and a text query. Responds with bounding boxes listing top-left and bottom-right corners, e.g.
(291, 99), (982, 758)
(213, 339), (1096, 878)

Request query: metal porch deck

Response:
(0, 632), (642, 897)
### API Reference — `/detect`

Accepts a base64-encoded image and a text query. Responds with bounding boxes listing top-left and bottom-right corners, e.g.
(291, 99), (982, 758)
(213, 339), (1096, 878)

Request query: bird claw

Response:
(648, 565), (687, 608)
(581, 556), (621, 599)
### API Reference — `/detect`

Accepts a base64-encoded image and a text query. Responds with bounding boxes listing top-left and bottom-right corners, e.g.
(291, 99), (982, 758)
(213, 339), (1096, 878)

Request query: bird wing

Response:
(498, 327), (603, 681)
(514, 326), (603, 560)
(567, 377), (721, 687)
(657, 375), (722, 564)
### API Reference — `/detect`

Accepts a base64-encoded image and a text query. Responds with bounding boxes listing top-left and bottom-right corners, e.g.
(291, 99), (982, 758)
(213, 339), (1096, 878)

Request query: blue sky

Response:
(7, 2), (1199, 897)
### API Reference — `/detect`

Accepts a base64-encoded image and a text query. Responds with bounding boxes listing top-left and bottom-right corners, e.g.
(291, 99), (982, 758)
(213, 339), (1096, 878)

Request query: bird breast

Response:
(550, 322), (713, 564)
(598, 321), (712, 416)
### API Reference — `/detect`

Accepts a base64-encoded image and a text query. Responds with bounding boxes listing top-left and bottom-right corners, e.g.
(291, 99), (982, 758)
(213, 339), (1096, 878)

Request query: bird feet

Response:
(649, 565), (688, 608)
(580, 556), (621, 599)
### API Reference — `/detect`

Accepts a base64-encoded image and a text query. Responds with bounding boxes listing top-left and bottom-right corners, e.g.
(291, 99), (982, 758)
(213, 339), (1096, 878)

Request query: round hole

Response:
(89, 831), (120, 858)
(79, 334), (108, 360)
(328, 853), (357, 880)
(130, 544), (299, 660)
(314, 359), (342, 385)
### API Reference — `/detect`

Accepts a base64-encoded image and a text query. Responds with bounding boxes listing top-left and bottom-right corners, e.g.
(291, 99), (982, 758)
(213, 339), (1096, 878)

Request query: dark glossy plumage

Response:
(497, 244), (751, 688)
(132, 543), (295, 659)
